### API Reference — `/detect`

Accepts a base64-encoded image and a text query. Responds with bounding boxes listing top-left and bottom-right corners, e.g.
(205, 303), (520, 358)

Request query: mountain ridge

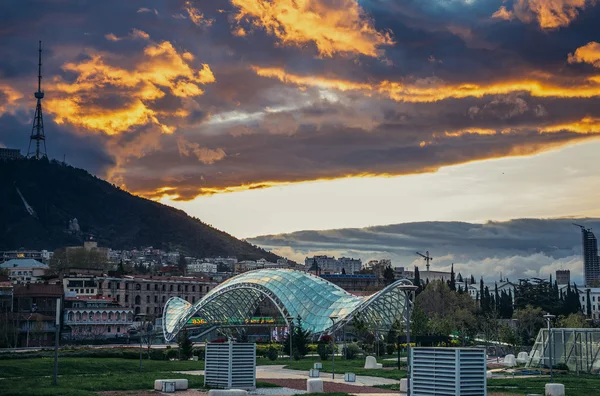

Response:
(0, 158), (279, 261)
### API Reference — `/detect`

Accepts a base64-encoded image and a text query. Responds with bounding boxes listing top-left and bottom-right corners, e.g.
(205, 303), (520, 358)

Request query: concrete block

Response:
(399, 379), (408, 393)
(517, 352), (529, 364)
(154, 379), (189, 391)
(545, 383), (565, 396)
(208, 390), (249, 396)
(344, 373), (356, 382)
(503, 354), (517, 367)
(364, 355), (382, 369)
(309, 368), (320, 377)
(314, 362), (322, 369)
(486, 371), (493, 379)
(307, 378), (323, 393)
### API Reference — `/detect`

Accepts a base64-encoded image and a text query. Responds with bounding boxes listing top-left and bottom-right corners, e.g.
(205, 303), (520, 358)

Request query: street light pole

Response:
(330, 316), (338, 380)
(398, 283), (418, 396)
(544, 313), (556, 381)
(286, 315), (294, 364)
(53, 298), (60, 385)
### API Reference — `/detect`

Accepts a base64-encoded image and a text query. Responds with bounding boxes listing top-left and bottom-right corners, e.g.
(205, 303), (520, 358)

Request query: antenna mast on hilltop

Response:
(27, 40), (47, 159)
(416, 251), (433, 272)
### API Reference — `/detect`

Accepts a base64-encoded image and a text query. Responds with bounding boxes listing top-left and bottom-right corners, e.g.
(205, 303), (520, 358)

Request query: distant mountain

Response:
(0, 158), (279, 261)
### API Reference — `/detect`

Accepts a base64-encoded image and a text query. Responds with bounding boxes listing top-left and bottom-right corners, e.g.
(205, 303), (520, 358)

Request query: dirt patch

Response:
(260, 378), (391, 393)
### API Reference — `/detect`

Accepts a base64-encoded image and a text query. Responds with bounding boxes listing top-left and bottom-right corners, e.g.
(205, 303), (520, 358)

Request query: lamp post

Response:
(330, 315), (338, 380)
(398, 283), (419, 395)
(375, 319), (380, 359)
(286, 315), (294, 364)
(544, 313), (556, 381)
(26, 303), (37, 348)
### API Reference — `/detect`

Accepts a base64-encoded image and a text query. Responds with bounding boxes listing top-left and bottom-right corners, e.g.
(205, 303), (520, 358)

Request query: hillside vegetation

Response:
(0, 158), (278, 261)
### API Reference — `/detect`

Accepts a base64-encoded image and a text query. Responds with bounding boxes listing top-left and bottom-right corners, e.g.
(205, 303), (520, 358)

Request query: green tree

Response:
(499, 324), (520, 350)
(410, 304), (429, 336)
(177, 329), (193, 360)
(413, 266), (421, 288)
(558, 313), (589, 328)
(470, 275), (476, 285)
(383, 266), (395, 285)
(449, 264), (456, 292)
(177, 254), (187, 274)
(513, 305), (545, 345)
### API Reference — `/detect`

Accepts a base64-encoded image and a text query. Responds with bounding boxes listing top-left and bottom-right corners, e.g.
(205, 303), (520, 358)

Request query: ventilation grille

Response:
(411, 347), (486, 396)
(205, 342), (256, 390)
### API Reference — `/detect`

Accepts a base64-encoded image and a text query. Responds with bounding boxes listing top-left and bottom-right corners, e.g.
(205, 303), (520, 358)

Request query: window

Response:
(68, 312), (74, 321)
(146, 284), (150, 291)
(146, 307), (150, 314)
(125, 295), (129, 303)
(170, 285), (173, 291)
(146, 295), (150, 303)
(192, 286), (196, 292)
(88, 312), (93, 321)
(116, 295), (120, 302)
(185, 285), (188, 292)
(109, 312), (114, 320)
(594, 296), (597, 302)
(117, 327), (120, 333)
(135, 295), (141, 305)
(192, 296), (196, 303)
(162, 285), (166, 292)
(154, 284), (158, 291)
(162, 296), (166, 303)
(107, 326), (111, 333)
(154, 296), (158, 303)
(178, 285), (182, 292)
(135, 284), (141, 291)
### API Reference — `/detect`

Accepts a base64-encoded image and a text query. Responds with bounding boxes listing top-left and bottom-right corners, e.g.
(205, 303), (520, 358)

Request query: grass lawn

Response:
(377, 373), (600, 396)
(257, 356), (406, 380)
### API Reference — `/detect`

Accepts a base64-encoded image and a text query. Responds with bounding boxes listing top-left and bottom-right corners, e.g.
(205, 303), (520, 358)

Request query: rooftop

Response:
(0, 259), (48, 269)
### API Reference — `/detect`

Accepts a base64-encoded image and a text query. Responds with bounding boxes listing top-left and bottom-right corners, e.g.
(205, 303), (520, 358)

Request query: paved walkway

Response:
(176, 365), (400, 387)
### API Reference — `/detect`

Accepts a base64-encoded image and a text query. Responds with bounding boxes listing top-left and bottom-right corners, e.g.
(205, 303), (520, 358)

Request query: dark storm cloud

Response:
(1, 0), (600, 200)
(249, 218), (600, 283)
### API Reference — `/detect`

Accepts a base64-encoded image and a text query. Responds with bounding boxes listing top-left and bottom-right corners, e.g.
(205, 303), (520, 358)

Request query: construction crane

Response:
(573, 223), (590, 231)
(416, 251), (433, 272)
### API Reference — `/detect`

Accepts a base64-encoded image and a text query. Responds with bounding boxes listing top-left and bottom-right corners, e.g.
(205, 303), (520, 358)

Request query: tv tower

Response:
(27, 40), (47, 159)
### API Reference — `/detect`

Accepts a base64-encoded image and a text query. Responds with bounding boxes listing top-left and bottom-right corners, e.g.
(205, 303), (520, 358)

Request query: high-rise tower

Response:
(27, 41), (47, 159)
(574, 224), (600, 287)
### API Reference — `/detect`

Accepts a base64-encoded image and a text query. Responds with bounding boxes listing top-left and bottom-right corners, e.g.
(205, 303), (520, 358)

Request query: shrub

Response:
(554, 363), (569, 371)
(317, 343), (332, 360)
(293, 350), (302, 360)
(165, 348), (179, 360)
(267, 346), (279, 361)
(386, 343), (396, 355)
(192, 347), (205, 360)
(343, 343), (361, 360)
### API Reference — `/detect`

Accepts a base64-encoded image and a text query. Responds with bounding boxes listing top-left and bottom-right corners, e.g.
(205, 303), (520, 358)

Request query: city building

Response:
(304, 255), (362, 274)
(0, 281), (13, 313)
(13, 283), (63, 347)
(0, 148), (22, 161)
(98, 275), (217, 319)
(467, 281), (516, 303)
(556, 269), (571, 285)
(319, 274), (381, 293)
(578, 226), (600, 287)
(66, 239), (110, 261)
(63, 295), (134, 340)
(0, 259), (48, 284)
(63, 275), (100, 296)
(187, 261), (217, 274)
(0, 249), (50, 264)
(580, 288), (600, 320)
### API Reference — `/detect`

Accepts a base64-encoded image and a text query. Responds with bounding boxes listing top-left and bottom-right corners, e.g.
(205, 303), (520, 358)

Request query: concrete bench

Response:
(307, 378), (323, 393)
(208, 390), (249, 396)
(344, 373), (356, 382)
(154, 379), (188, 391)
(503, 354), (516, 367)
(364, 355), (383, 369)
(545, 383), (565, 396)
(314, 362), (322, 369)
(516, 352), (529, 364)
(309, 368), (320, 377)
(399, 379), (408, 393)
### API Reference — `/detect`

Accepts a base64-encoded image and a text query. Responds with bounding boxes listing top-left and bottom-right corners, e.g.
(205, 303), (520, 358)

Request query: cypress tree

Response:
(587, 289), (592, 317)
(470, 275), (476, 285)
(414, 266), (421, 287)
(449, 264), (456, 292)
(494, 282), (500, 312)
(480, 278), (485, 310)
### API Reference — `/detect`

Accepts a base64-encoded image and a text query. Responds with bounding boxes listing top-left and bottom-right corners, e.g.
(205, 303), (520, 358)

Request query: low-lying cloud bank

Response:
(249, 218), (600, 285)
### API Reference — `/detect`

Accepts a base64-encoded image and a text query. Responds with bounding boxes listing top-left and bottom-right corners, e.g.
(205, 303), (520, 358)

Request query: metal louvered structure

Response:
(411, 347), (487, 396)
(205, 342), (256, 390)
(162, 269), (413, 342)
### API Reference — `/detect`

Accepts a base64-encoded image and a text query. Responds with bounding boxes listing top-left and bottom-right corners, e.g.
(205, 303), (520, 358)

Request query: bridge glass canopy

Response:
(162, 269), (412, 342)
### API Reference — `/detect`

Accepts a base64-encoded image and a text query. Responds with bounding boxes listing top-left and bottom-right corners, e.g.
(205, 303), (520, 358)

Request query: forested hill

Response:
(0, 158), (279, 261)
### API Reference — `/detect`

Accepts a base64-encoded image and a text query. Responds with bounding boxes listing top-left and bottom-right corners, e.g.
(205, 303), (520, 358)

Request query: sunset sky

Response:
(2, 0), (600, 239)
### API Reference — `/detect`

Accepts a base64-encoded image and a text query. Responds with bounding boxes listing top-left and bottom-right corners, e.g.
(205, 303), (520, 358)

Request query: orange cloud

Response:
(0, 84), (24, 116)
(183, 1), (214, 27)
(252, 66), (600, 102)
(541, 116), (600, 134)
(568, 42), (600, 67)
(494, 0), (596, 29)
(492, 6), (515, 21)
(46, 41), (214, 135)
(230, 0), (394, 57)
(177, 137), (227, 164)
